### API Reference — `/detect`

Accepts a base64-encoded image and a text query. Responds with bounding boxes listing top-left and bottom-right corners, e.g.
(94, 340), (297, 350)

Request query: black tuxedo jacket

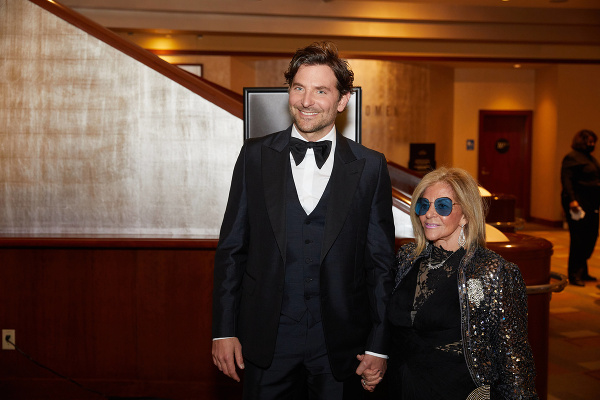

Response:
(212, 126), (395, 380)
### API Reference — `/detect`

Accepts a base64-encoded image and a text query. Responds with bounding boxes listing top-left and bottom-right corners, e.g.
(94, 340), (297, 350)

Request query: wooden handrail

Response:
(0, 236), (219, 249)
(387, 161), (423, 197)
(28, 0), (243, 118)
(392, 187), (411, 214)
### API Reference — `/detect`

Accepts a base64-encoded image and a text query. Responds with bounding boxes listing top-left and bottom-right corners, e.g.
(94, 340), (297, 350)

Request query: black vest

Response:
(281, 167), (331, 327)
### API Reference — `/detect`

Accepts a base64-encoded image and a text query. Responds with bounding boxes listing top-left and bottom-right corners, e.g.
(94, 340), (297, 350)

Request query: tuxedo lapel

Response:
(321, 136), (365, 262)
(262, 127), (292, 262)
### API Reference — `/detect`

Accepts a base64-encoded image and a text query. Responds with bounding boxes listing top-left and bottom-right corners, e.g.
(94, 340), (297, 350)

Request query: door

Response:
(478, 110), (532, 219)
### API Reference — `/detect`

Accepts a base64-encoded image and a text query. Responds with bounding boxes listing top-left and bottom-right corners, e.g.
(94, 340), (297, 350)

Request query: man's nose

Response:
(301, 92), (314, 107)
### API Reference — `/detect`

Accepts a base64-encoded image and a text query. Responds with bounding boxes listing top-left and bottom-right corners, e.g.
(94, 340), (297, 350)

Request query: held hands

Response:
(212, 337), (244, 382)
(356, 353), (386, 392)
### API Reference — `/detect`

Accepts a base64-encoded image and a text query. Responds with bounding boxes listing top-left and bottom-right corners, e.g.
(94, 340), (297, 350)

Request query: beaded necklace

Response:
(427, 247), (460, 270)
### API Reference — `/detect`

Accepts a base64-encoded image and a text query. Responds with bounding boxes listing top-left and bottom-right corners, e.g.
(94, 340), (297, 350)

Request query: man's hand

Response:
(212, 337), (244, 382)
(356, 353), (386, 392)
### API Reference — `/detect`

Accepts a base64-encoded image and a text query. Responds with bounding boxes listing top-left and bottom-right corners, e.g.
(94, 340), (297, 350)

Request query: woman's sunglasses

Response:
(414, 197), (458, 217)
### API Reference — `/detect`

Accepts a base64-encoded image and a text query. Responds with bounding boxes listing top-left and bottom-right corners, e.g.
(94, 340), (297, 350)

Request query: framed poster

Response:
(243, 87), (362, 143)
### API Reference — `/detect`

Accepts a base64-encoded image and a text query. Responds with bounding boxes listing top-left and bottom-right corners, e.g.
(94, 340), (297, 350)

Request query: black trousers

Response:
(564, 205), (599, 279)
(242, 313), (364, 400)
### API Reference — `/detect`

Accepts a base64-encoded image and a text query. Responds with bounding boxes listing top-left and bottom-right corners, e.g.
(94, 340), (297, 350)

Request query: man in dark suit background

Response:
(212, 41), (395, 399)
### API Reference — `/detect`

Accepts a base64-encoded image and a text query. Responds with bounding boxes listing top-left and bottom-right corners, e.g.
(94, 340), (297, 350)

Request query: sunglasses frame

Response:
(414, 197), (459, 217)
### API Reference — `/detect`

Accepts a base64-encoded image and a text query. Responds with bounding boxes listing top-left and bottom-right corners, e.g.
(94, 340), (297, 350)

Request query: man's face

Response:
(288, 64), (351, 141)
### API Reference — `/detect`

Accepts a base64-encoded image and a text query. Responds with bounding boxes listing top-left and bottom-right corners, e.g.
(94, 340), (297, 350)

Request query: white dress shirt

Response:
(290, 126), (336, 215)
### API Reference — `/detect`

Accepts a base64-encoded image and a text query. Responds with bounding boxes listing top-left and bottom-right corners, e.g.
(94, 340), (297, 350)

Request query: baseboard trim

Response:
(528, 216), (564, 228)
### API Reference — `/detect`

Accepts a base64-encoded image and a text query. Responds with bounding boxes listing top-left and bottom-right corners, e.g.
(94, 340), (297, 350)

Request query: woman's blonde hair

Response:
(410, 167), (487, 255)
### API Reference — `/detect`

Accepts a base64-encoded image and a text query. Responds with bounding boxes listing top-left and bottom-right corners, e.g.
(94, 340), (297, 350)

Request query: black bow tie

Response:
(289, 137), (332, 169)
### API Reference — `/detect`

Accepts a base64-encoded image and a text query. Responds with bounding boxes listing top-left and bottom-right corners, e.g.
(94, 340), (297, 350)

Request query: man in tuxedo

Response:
(212, 41), (395, 399)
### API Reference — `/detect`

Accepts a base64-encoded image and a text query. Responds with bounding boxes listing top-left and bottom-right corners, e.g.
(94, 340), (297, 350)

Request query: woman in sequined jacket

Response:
(368, 167), (537, 400)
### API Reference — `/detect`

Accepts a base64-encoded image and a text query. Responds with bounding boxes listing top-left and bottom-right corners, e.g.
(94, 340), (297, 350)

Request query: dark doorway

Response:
(478, 110), (532, 219)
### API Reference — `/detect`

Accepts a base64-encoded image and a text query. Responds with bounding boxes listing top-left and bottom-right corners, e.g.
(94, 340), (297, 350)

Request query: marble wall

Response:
(0, 0), (242, 237)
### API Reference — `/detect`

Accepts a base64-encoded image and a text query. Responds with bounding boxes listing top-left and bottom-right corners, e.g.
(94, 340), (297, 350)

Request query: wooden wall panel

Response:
(0, 240), (242, 399)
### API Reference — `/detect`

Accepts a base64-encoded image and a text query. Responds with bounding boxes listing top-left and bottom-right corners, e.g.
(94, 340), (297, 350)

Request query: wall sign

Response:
(409, 143), (436, 172)
(495, 138), (510, 154)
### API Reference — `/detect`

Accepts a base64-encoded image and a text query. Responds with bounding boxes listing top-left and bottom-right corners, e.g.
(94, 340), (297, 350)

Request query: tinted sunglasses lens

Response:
(434, 197), (454, 216)
(415, 198), (430, 215)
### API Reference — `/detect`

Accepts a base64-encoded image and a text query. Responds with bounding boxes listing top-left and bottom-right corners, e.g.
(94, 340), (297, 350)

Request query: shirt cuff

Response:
(365, 351), (388, 359)
(212, 337), (233, 341)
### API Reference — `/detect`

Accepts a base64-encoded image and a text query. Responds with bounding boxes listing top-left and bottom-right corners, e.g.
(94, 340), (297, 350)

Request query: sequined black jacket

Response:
(392, 243), (539, 400)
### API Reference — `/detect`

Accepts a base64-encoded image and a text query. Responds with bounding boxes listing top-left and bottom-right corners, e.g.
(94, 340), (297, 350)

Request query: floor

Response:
(521, 223), (600, 400)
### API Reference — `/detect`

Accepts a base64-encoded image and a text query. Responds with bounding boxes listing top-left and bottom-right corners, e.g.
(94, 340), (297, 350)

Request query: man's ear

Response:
(337, 92), (352, 113)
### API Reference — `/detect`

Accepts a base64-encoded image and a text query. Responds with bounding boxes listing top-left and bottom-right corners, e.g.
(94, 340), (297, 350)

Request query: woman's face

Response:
(586, 136), (596, 153)
(418, 182), (468, 251)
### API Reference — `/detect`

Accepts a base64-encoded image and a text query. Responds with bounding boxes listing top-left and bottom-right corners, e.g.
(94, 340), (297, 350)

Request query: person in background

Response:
(561, 129), (600, 287)
(211, 41), (395, 399)
(364, 167), (537, 399)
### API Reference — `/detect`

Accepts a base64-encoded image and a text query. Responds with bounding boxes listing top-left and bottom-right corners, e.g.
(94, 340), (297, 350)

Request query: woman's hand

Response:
(569, 200), (581, 211)
(356, 354), (384, 392)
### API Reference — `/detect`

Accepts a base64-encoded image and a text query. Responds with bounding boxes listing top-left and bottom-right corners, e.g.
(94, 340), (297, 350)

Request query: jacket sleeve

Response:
(492, 262), (539, 399)
(364, 153), (396, 355)
(561, 153), (582, 203)
(212, 144), (249, 339)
